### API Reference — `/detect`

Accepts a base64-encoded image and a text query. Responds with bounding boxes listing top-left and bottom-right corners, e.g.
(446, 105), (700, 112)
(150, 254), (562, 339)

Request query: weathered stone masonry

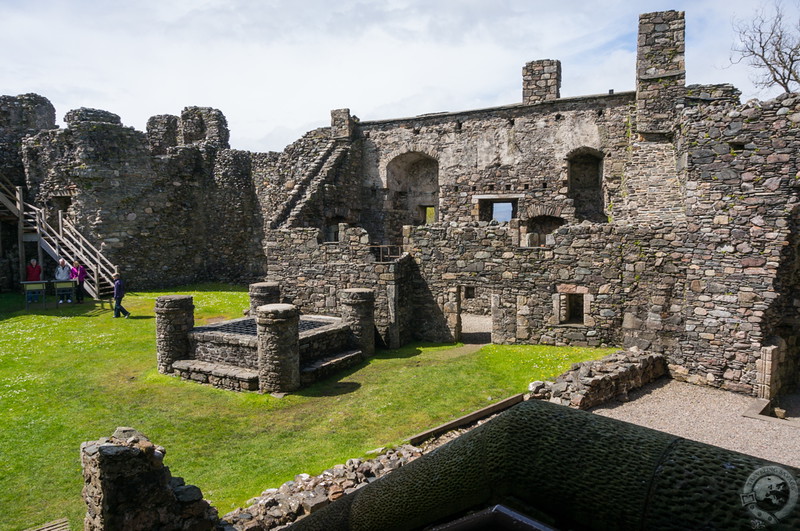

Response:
(156, 284), (378, 393)
(2, 10), (799, 399)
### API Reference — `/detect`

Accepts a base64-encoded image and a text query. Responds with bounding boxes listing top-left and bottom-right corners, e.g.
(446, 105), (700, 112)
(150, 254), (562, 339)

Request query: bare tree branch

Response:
(732, 1), (800, 93)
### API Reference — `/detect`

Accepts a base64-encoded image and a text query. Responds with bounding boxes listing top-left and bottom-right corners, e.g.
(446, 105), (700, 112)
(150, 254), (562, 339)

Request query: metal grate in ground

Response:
(24, 518), (70, 531)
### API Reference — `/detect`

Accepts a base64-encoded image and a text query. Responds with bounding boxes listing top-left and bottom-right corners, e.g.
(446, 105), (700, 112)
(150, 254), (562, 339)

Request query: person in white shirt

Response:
(54, 258), (72, 303)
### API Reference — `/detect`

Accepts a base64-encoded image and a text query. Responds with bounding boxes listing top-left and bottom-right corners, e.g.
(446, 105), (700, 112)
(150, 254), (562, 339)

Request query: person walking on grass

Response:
(112, 272), (130, 318)
(70, 259), (87, 303)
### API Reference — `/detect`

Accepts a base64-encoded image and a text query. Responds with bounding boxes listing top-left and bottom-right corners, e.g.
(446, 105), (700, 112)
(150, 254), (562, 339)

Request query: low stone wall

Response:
(527, 347), (668, 409)
(190, 320), (259, 369)
(220, 446), (423, 530)
(81, 427), (218, 530)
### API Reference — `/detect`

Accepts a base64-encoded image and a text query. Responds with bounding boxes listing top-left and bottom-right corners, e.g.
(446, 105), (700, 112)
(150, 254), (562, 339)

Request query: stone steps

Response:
(301, 349), (363, 384)
(171, 359), (259, 392)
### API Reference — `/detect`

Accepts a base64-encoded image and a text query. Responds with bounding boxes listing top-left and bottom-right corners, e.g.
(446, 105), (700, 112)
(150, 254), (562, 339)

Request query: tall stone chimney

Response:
(636, 11), (686, 136)
(523, 59), (561, 104)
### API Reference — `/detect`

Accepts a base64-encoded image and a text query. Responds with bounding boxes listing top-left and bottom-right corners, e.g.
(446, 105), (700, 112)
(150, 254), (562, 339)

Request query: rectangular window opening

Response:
(463, 286), (476, 299)
(417, 205), (436, 225)
(478, 199), (518, 222)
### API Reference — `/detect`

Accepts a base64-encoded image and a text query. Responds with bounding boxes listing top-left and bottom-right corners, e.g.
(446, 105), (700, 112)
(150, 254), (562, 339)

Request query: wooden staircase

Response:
(0, 177), (117, 299)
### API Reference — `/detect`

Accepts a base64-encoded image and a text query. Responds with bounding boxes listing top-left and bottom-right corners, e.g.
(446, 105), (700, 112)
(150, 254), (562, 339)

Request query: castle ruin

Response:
(1, 10), (798, 399)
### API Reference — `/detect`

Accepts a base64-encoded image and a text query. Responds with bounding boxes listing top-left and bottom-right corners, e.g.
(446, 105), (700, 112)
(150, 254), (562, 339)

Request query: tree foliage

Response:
(733, 1), (800, 93)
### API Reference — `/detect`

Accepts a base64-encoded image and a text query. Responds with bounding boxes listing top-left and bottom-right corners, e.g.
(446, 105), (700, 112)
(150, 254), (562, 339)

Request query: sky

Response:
(1, 0), (797, 153)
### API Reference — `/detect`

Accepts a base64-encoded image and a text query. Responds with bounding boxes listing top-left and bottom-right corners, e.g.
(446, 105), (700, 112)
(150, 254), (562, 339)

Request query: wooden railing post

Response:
(94, 258), (100, 299)
(16, 186), (25, 285)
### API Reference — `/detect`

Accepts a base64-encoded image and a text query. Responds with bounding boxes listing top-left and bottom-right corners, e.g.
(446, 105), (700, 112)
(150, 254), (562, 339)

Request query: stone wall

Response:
(81, 427), (218, 530)
(354, 91), (636, 245)
(527, 347), (668, 409)
(190, 320), (259, 369)
(20, 106), (265, 288)
(0, 93), (56, 187)
(671, 92), (800, 395)
(263, 225), (411, 347)
(402, 220), (686, 348)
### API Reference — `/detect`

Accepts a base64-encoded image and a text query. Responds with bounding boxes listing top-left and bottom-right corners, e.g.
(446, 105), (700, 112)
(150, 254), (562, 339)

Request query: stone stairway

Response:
(171, 349), (365, 391)
(282, 143), (350, 227)
(300, 348), (363, 385)
(171, 359), (259, 392)
(268, 139), (351, 229)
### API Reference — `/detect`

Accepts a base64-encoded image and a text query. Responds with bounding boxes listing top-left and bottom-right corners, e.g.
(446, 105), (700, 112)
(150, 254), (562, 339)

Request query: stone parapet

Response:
(64, 107), (122, 125)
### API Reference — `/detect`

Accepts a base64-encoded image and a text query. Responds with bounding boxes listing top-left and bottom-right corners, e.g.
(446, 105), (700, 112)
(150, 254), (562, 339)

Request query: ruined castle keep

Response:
(1, 11), (798, 399)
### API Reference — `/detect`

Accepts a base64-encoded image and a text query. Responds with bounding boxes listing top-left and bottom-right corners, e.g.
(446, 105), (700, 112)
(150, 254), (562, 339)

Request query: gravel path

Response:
(591, 379), (800, 468)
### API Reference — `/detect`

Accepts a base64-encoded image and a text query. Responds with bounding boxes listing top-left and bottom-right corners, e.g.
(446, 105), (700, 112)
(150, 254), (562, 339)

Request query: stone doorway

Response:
(458, 285), (492, 344)
(460, 313), (491, 344)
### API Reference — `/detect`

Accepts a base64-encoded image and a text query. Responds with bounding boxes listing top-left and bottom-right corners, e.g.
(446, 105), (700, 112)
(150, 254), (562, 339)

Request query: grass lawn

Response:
(0, 283), (617, 530)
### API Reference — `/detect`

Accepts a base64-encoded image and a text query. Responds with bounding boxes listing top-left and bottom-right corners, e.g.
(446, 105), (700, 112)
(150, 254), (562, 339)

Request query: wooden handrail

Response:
(1, 177), (118, 298)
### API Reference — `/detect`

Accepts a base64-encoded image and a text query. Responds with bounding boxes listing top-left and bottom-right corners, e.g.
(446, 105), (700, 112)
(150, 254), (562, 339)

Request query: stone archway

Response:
(385, 152), (439, 241)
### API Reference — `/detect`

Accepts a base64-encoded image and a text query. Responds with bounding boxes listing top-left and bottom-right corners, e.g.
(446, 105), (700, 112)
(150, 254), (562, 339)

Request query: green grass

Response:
(0, 284), (617, 530)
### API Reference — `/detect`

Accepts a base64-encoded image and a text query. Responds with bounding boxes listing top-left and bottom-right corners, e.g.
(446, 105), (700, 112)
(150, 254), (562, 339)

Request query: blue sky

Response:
(1, 1), (795, 152)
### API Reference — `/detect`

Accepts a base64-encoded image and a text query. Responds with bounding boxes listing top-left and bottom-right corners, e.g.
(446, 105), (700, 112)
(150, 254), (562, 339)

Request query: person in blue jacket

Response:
(112, 272), (131, 318)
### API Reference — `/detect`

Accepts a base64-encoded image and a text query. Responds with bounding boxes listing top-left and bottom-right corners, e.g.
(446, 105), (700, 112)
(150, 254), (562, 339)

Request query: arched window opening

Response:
(386, 152), (439, 228)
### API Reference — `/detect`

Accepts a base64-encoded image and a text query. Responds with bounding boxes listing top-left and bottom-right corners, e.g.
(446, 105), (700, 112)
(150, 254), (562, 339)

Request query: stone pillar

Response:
(340, 288), (376, 357)
(154, 295), (194, 373)
(249, 281), (280, 315)
(636, 11), (685, 135)
(256, 303), (300, 394)
(522, 59), (561, 104)
(81, 427), (218, 531)
(444, 286), (461, 343)
(331, 108), (354, 140)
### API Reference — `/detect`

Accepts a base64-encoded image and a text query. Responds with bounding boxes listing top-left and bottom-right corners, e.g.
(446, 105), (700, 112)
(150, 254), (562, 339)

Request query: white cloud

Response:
(1, 0), (797, 151)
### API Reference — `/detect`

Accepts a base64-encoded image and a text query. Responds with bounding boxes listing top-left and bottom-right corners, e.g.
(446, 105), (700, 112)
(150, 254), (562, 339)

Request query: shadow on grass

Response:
(0, 293), (117, 320)
(299, 379), (363, 398)
(298, 342), (462, 398)
(151, 282), (249, 294)
(372, 342), (459, 360)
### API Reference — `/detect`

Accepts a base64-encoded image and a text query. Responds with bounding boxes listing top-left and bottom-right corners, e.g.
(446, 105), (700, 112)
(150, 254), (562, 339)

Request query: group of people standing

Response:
(25, 257), (87, 304)
(23, 256), (129, 318)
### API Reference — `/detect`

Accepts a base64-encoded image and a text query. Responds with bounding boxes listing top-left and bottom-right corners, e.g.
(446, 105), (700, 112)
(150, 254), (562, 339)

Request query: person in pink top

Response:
(70, 260), (87, 303)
